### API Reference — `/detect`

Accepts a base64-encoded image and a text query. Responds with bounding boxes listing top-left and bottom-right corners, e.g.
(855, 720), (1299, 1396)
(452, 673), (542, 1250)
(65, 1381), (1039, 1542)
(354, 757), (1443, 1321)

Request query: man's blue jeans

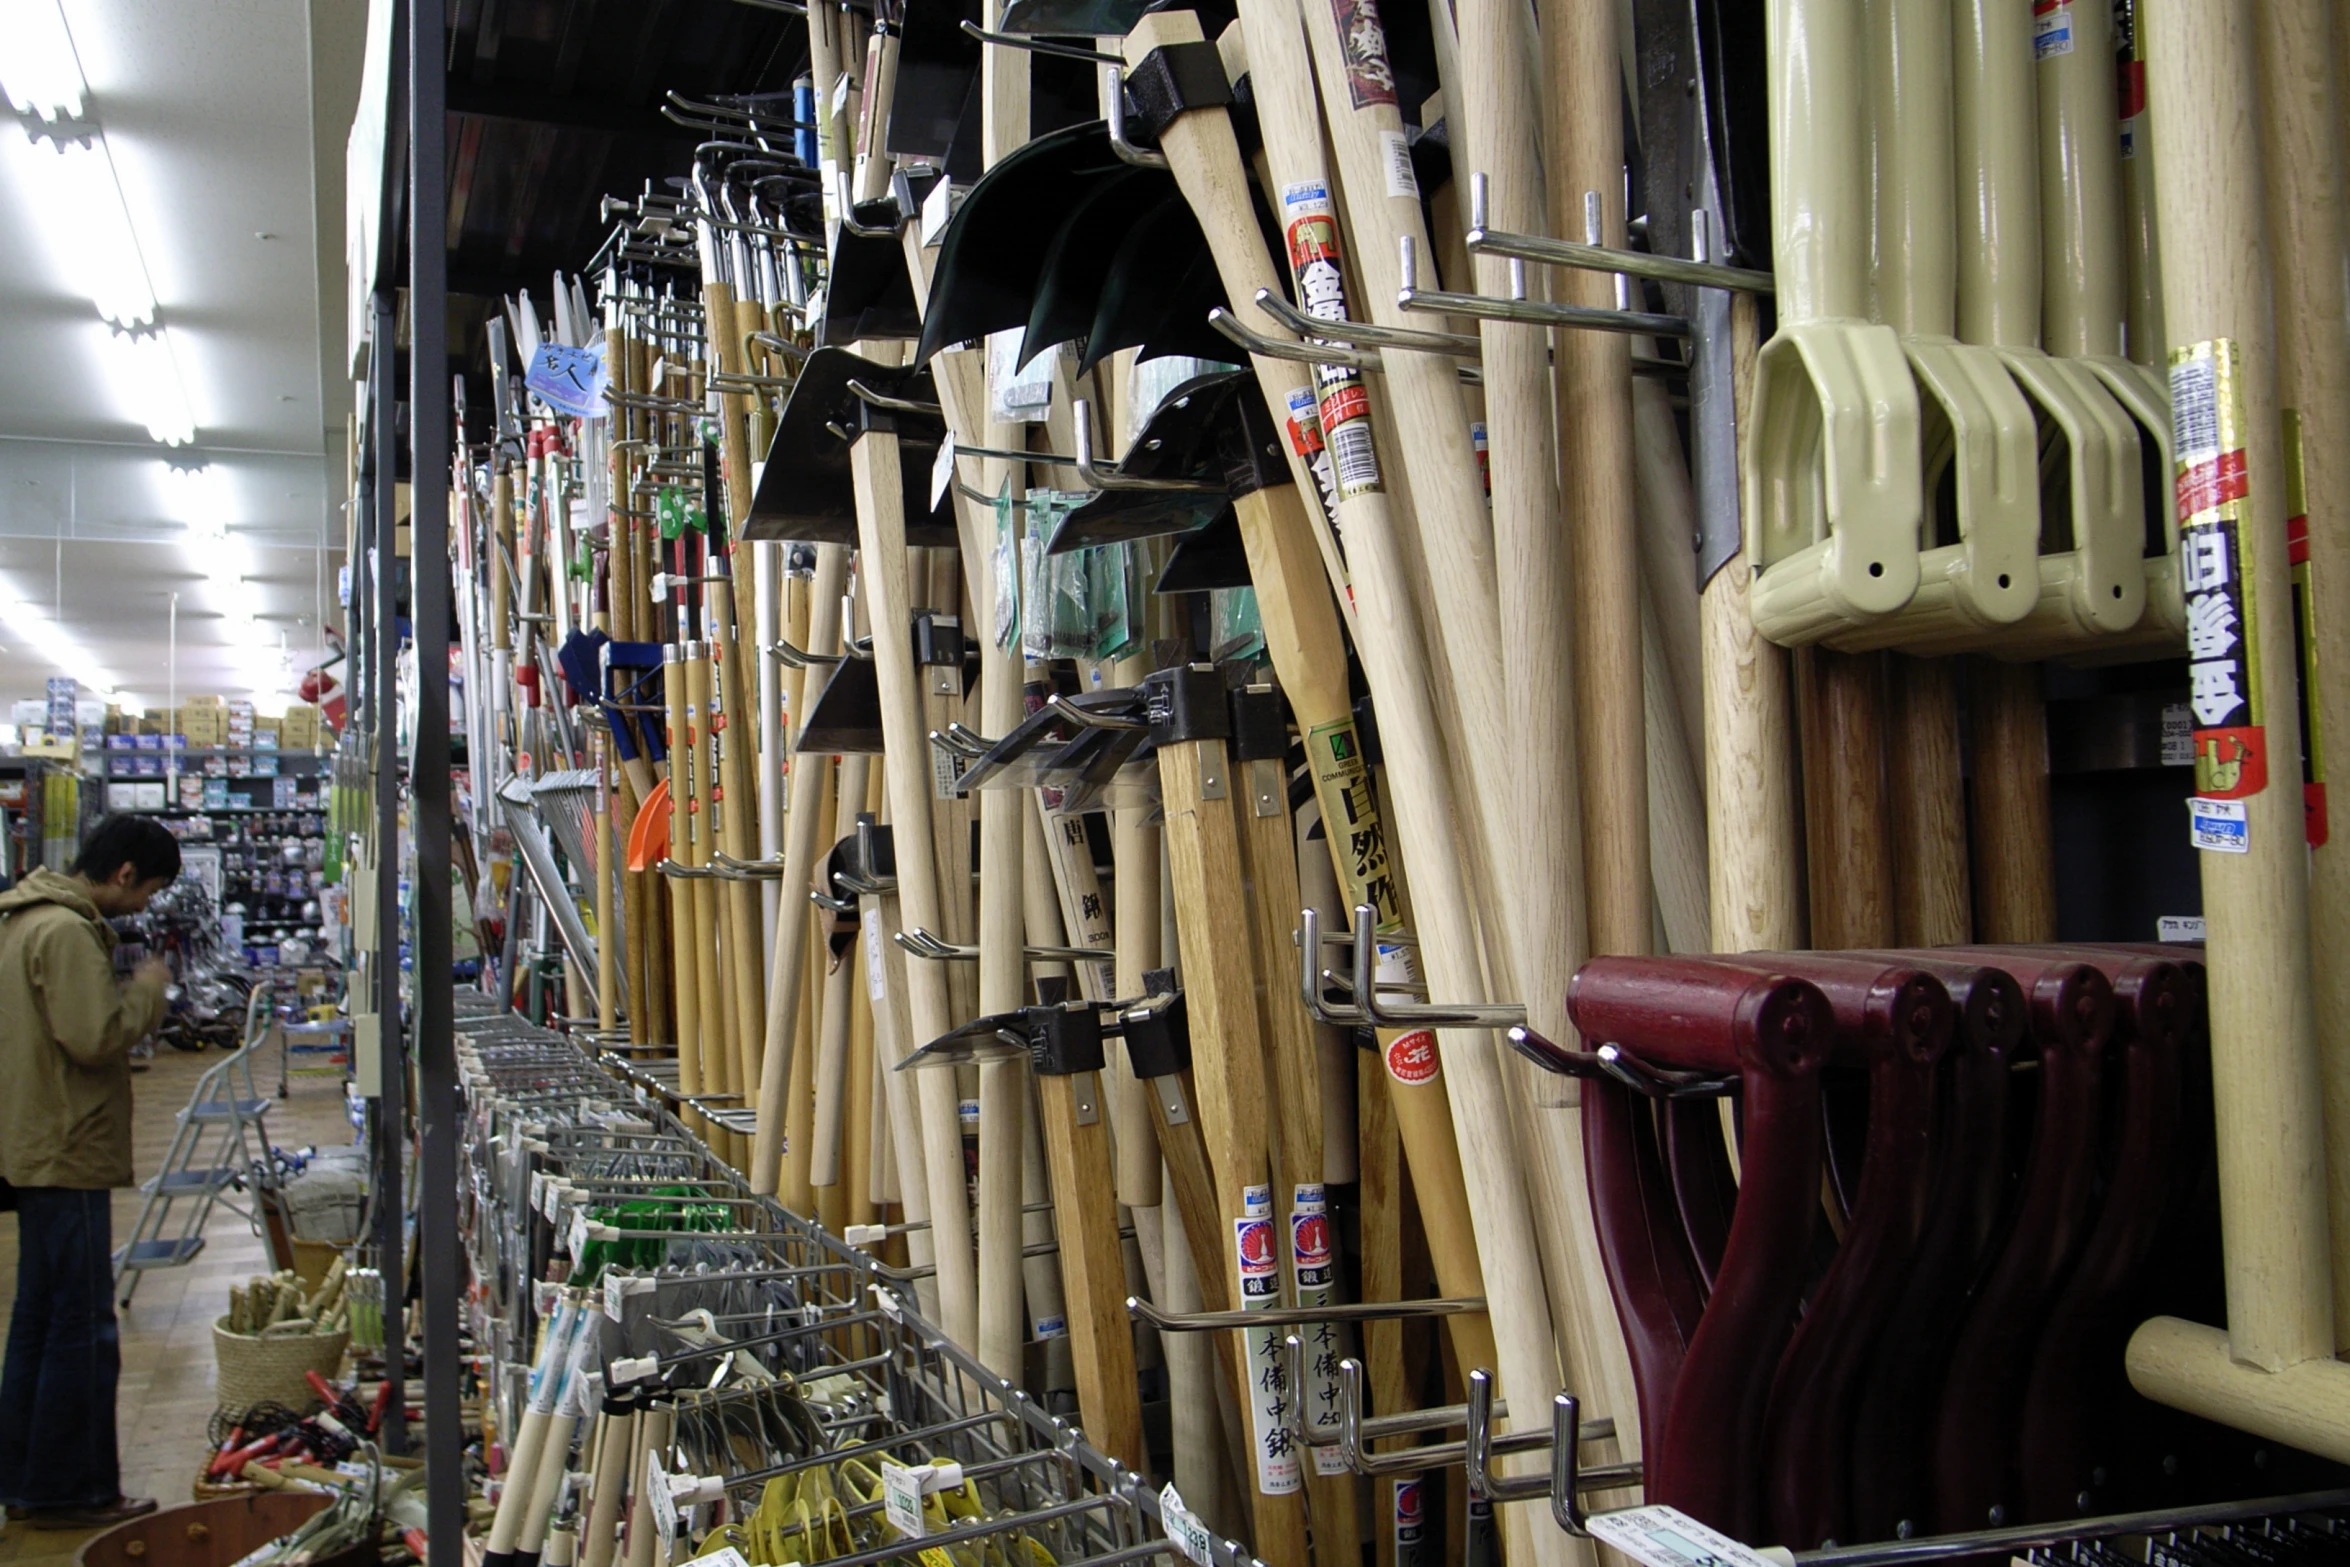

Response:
(0, 1188), (122, 1508)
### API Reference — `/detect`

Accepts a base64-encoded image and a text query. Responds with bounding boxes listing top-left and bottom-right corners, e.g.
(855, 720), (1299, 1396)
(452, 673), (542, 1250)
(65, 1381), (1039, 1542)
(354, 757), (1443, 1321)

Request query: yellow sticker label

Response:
(1303, 717), (1400, 934)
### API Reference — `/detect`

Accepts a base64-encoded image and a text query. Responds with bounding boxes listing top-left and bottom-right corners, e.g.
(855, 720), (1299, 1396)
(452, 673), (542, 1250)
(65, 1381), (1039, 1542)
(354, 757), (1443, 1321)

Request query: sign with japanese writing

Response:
(1282, 182), (1383, 502)
(1291, 1184), (1348, 1475)
(1233, 1185), (1302, 1495)
(1303, 718), (1399, 931)
(2170, 338), (2267, 810)
(526, 342), (608, 421)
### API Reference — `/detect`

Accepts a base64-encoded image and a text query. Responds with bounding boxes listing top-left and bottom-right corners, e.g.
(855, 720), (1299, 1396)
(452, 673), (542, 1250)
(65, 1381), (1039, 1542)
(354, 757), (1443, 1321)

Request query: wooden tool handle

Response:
(850, 436), (979, 1346)
(2257, 0), (2350, 1349)
(2138, 0), (2331, 1374)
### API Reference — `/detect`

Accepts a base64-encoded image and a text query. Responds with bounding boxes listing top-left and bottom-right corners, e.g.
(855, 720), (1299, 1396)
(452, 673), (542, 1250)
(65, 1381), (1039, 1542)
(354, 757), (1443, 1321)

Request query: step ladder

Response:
(112, 979), (281, 1309)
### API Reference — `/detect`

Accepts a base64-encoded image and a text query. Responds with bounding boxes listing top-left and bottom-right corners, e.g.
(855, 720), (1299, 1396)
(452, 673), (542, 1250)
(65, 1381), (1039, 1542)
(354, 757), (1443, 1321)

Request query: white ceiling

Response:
(0, 0), (365, 715)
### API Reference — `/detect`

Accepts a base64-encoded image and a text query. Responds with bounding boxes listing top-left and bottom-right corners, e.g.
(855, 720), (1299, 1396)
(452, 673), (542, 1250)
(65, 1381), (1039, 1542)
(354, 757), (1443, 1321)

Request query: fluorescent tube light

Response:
(16, 137), (155, 329)
(0, 0), (86, 121)
(108, 327), (194, 445)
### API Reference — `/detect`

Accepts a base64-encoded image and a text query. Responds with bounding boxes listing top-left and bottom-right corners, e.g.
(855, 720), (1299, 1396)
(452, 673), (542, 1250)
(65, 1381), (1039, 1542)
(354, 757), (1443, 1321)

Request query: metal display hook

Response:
(893, 926), (1118, 963)
(1338, 903), (1526, 1028)
(1397, 233), (1691, 339)
(845, 378), (943, 416)
(1069, 400), (1223, 493)
(1102, 70), (1168, 170)
(1506, 1024), (1738, 1099)
(958, 20), (1125, 63)
(1462, 173), (1776, 295)
(1253, 288), (1483, 359)
(711, 852), (789, 880)
(769, 637), (842, 669)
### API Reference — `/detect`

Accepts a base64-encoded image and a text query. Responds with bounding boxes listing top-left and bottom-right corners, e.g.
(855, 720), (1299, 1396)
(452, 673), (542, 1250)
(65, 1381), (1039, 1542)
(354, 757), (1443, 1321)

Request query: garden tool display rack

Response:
(448, 995), (1270, 1567)
(345, 0), (2350, 1565)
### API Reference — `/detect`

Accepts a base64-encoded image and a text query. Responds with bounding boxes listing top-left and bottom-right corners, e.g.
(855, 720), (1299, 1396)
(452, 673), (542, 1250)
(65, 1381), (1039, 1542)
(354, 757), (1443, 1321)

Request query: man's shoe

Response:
(29, 1497), (158, 1530)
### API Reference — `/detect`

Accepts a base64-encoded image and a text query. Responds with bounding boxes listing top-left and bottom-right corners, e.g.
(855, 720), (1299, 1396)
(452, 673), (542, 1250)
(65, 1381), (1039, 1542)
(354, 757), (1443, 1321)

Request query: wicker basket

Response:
(211, 1316), (349, 1415)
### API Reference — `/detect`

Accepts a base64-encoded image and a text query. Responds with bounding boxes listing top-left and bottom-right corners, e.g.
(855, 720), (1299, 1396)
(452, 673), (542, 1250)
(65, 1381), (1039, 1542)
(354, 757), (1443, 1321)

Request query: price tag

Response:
(700, 1548), (753, 1567)
(646, 1454), (678, 1558)
(2189, 795), (2249, 853)
(881, 1462), (928, 1539)
(1586, 1506), (1781, 1567)
(2156, 915), (2206, 942)
(1159, 1483), (1215, 1566)
(567, 1206), (590, 1259)
(931, 438), (956, 512)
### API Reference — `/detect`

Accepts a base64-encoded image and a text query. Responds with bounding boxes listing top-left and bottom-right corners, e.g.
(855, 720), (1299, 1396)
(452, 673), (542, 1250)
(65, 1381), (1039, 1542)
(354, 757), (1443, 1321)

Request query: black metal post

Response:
(368, 287), (408, 1455)
(408, 0), (463, 1558)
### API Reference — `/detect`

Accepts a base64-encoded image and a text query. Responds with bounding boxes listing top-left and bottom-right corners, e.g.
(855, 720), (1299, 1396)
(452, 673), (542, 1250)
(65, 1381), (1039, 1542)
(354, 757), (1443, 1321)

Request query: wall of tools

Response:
(348, 0), (2350, 1565)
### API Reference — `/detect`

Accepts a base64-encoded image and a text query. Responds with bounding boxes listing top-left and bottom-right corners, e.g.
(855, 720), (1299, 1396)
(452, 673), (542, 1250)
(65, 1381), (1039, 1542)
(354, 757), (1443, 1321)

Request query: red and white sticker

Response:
(1385, 1028), (1440, 1085)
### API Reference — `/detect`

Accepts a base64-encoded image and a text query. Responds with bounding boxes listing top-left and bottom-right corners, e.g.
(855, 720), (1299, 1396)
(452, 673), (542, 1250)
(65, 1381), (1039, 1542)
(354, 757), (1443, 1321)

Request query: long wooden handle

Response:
(2256, 0), (2350, 1349)
(850, 436), (979, 1347)
(751, 546), (852, 1194)
(2139, 0), (2328, 1373)
(662, 649), (706, 1124)
(1157, 736), (1315, 1567)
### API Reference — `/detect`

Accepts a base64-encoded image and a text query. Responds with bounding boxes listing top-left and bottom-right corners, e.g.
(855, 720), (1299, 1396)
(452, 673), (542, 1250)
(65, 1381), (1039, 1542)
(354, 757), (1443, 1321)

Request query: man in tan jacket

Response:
(0, 815), (178, 1530)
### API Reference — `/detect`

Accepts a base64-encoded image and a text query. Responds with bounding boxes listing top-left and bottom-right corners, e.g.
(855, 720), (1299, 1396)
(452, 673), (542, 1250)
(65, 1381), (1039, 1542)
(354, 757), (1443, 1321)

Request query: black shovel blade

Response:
(746, 347), (957, 546)
(818, 193), (926, 346)
(1045, 370), (1253, 551)
(1076, 189), (1247, 374)
(998, 0), (1152, 32)
(890, 0), (984, 172)
(1020, 163), (1178, 368)
(902, 1011), (1035, 1069)
(1153, 507), (1251, 593)
(913, 122), (1131, 367)
(797, 656), (886, 754)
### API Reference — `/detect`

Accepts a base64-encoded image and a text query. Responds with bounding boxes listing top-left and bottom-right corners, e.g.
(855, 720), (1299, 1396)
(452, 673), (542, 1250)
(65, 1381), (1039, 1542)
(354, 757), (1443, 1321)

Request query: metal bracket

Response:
(1398, 236), (1690, 340)
(1072, 400), (1223, 493)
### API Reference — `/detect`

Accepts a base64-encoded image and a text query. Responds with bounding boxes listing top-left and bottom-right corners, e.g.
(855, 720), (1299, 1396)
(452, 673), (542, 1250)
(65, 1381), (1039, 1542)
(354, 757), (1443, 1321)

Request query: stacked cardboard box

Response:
(281, 705), (321, 749)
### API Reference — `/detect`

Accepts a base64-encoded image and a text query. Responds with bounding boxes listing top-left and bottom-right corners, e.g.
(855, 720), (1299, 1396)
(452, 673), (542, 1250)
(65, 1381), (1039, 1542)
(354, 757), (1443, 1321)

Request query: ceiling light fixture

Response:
(0, 0), (196, 445)
(15, 135), (155, 329)
(0, 0), (86, 120)
(111, 327), (195, 445)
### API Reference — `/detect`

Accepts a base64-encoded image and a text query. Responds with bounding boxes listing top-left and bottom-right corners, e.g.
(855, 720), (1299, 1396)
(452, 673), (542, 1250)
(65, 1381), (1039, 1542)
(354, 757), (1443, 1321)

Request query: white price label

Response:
(880, 1462), (928, 1539)
(567, 1206), (590, 1259)
(1586, 1505), (1782, 1567)
(2189, 795), (2249, 853)
(864, 907), (888, 1002)
(1159, 1483), (1215, 1567)
(932, 438), (956, 512)
(646, 1453), (678, 1557)
(700, 1549), (752, 1567)
(2156, 915), (2206, 942)
(1379, 129), (1419, 199)
(2160, 702), (2195, 766)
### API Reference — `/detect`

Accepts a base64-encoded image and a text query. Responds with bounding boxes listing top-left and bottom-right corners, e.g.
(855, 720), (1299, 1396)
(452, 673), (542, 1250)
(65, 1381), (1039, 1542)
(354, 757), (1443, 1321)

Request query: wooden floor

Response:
(0, 1038), (358, 1564)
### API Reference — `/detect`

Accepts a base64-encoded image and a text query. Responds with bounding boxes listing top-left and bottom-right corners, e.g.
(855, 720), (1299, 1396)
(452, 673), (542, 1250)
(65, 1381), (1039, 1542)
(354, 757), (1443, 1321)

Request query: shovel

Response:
(1745, 0), (1924, 647)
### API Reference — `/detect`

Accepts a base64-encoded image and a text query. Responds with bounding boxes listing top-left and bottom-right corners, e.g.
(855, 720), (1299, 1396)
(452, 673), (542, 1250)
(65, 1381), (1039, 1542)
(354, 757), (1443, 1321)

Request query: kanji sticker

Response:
(2169, 338), (2267, 804)
(1234, 1186), (1302, 1496)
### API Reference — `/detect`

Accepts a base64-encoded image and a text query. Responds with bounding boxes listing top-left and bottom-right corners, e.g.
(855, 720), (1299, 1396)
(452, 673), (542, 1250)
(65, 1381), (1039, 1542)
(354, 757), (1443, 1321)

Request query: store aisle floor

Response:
(0, 1036), (359, 1564)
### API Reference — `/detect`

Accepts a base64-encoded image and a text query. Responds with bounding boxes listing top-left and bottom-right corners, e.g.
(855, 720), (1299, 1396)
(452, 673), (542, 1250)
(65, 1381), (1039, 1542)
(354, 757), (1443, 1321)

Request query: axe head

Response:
(744, 347), (956, 547)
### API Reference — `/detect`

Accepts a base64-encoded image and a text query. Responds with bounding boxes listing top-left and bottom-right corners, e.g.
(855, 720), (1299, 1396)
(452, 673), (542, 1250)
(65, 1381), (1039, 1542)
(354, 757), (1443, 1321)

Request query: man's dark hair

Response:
(72, 814), (183, 885)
